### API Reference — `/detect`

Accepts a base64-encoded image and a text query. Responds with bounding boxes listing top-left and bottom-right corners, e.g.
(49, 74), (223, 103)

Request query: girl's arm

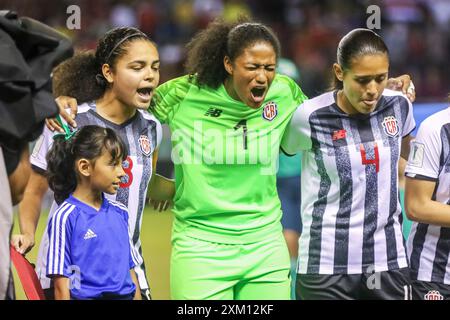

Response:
(8, 145), (31, 205)
(147, 149), (175, 211)
(54, 276), (70, 300)
(148, 174), (175, 201)
(405, 177), (450, 227)
(130, 269), (141, 300)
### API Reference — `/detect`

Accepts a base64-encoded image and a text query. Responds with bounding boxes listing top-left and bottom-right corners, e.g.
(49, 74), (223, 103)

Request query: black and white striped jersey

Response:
(31, 102), (162, 290)
(406, 107), (450, 285)
(282, 89), (415, 274)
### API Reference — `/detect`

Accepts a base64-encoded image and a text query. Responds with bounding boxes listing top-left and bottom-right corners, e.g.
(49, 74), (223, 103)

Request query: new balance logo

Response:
(83, 229), (97, 240)
(332, 129), (347, 141)
(205, 108), (222, 117)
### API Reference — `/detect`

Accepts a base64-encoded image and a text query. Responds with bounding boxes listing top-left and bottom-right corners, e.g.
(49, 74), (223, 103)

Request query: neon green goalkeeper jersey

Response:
(150, 74), (307, 244)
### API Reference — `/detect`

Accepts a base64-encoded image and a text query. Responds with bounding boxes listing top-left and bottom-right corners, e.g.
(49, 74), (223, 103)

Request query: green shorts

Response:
(170, 232), (291, 300)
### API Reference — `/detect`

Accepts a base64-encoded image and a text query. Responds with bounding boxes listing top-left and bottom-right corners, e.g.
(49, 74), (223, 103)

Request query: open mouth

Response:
(137, 87), (153, 101)
(250, 87), (266, 103)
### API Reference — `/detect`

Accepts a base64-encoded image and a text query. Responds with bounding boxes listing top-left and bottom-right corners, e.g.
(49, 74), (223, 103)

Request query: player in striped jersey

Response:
(45, 125), (141, 299)
(12, 27), (172, 299)
(405, 98), (450, 300)
(282, 29), (415, 299)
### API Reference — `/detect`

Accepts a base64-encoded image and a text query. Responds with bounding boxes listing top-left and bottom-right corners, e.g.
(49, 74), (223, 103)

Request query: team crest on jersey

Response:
(138, 135), (152, 157)
(382, 116), (399, 137)
(424, 290), (444, 300)
(262, 101), (278, 121)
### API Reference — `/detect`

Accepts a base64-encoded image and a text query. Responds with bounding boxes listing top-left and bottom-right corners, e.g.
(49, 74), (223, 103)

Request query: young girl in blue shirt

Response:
(45, 124), (141, 300)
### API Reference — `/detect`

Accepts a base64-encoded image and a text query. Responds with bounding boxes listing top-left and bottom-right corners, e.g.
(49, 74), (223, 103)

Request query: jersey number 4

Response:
(359, 143), (379, 173)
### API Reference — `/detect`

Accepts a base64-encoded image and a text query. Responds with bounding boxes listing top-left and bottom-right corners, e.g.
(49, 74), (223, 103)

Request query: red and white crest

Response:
(262, 101), (278, 121)
(382, 116), (399, 137)
(424, 290), (444, 300)
(138, 135), (152, 157)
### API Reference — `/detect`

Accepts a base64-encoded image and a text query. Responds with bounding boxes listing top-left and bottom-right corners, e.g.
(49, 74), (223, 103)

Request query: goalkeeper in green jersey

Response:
(150, 18), (308, 300)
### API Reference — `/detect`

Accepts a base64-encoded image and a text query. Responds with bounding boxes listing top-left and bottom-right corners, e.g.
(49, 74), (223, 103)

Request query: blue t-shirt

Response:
(46, 195), (140, 299)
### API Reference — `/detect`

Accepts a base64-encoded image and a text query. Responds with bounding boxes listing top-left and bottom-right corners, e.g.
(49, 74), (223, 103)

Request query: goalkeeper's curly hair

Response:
(184, 16), (281, 89)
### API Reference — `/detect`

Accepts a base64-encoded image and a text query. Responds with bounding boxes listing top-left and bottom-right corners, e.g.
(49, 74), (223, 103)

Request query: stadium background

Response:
(1, 0), (448, 299)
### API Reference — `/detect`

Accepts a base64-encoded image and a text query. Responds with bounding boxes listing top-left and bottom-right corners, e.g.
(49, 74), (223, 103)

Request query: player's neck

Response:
(96, 91), (136, 125)
(336, 90), (357, 115)
(72, 184), (103, 211)
(223, 77), (240, 102)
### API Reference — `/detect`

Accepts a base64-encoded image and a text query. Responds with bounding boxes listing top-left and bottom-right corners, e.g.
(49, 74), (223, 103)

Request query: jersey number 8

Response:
(120, 156), (134, 188)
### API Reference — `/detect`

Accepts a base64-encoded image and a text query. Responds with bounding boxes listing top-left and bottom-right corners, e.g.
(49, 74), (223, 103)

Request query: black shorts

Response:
(296, 268), (411, 300)
(44, 288), (54, 300)
(411, 279), (450, 300)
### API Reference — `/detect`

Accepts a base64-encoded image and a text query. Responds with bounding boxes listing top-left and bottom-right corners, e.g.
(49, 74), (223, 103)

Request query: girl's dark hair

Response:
(46, 125), (128, 204)
(185, 17), (281, 88)
(52, 27), (153, 102)
(332, 28), (389, 90)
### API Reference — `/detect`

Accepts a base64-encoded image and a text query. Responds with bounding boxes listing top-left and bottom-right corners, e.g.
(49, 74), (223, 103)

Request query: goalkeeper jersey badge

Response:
(382, 116), (399, 137)
(262, 101), (278, 121)
(139, 135), (152, 157)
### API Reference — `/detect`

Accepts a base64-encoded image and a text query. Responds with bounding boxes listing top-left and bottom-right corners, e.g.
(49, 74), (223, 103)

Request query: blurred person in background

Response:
(276, 58), (303, 300)
(398, 157), (413, 239)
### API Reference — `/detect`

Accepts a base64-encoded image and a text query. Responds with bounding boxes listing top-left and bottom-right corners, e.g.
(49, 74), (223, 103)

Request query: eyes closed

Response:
(129, 61), (160, 72)
(354, 74), (387, 85)
(245, 64), (276, 72)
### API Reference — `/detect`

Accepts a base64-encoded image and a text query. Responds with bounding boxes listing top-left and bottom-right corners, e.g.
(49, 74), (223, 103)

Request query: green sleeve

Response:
(276, 74), (308, 106)
(148, 75), (193, 124)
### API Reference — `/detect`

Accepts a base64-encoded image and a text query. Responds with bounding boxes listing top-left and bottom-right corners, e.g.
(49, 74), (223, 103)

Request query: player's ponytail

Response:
(46, 125), (128, 204)
(331, 28), (389, 90)
(185, 17), (280, 89)
(46, 134), (77, 204)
